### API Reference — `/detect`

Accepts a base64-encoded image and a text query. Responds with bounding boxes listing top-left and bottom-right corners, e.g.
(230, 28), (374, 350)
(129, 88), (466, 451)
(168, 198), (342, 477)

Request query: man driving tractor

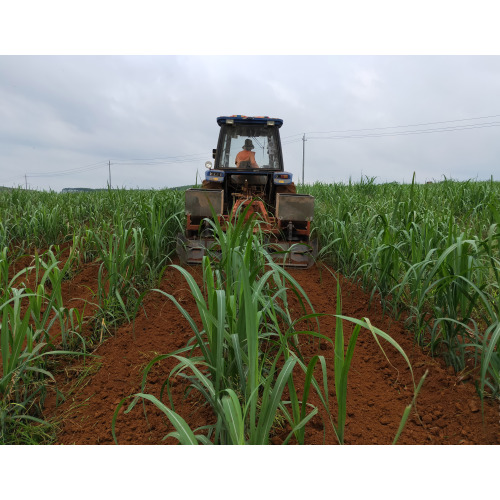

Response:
(235, 139), (259, 168)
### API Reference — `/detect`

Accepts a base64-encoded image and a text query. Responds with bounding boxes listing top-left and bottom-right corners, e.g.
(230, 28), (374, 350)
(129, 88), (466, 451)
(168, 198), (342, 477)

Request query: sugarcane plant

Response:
(113, 207), (421, 444)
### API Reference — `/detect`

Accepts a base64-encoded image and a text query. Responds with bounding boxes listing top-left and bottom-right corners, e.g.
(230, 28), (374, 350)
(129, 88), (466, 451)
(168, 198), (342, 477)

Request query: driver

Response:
(235, 139), (259, 168)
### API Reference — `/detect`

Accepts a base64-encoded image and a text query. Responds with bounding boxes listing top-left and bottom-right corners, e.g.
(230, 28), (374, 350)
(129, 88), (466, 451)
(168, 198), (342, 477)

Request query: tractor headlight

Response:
(205, 161), (213, 169)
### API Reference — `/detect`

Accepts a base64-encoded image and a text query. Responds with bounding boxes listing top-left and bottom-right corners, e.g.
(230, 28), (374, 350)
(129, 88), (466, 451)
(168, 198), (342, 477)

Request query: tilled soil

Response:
(41, 259), (500, 445)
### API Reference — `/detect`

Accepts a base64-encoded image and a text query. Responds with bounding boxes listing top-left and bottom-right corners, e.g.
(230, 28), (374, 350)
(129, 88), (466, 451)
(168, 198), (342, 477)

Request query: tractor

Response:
(176, 115), (317, 268)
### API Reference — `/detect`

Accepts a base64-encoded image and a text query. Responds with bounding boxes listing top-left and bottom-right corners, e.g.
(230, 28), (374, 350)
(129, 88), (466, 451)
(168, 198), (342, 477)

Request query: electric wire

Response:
(281, 120), (500, 146)
(284, 113), (500, 138)
(306, 121), (500, 140)
(110, 152), (208, 162)
(25, 163), (107, 178)
(29, 163), (108, 178)
(15, 153), (210, 181)
(112, 156), (207, 166)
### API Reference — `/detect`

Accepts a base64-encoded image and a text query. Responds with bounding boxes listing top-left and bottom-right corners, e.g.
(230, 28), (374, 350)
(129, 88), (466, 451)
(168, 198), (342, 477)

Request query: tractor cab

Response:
(214, 115), (284, 171)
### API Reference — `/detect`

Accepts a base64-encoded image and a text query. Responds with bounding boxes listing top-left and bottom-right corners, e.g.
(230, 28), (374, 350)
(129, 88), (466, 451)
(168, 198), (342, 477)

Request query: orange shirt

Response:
(235, 150), (258, 167)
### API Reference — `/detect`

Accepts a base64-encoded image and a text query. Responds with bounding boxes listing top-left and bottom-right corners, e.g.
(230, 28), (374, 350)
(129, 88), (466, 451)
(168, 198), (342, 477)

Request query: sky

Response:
(1, 3), (500, 193)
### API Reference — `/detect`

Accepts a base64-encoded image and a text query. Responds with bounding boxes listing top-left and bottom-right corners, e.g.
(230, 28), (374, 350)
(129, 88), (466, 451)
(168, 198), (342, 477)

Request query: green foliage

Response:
(0, 249), (84, 443)
(302, 177), (500, 397)
(113, 211), (419, 445)
(114, 212), (328, 444)
(0, 187), (185, 441)
(1, 184), (437, 443)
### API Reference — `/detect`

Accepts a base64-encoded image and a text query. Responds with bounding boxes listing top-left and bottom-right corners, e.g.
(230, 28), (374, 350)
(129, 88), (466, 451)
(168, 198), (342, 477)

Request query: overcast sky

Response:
(2, 5), (500, 191)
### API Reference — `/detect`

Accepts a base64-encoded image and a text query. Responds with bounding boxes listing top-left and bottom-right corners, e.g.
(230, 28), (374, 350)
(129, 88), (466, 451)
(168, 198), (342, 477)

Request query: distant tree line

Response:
(61, 186), (193, 193)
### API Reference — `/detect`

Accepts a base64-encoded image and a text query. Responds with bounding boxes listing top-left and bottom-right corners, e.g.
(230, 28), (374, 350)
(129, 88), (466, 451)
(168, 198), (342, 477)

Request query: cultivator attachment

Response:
(264, 240), (319, 268)
(176, 233), (318, 268)
(177, 189), (318, 269)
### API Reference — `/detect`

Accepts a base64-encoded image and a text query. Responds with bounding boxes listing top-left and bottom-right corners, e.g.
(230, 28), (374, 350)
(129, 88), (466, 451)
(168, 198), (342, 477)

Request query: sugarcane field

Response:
(1, 178), (499, 446)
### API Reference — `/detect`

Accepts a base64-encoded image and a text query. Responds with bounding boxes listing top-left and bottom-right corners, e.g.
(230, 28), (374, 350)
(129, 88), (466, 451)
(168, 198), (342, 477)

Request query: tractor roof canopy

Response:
(217, 115), (283, 128)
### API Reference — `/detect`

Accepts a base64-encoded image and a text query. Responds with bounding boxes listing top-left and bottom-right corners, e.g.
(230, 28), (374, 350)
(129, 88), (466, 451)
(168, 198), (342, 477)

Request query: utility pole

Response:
(25, 174), (28, 190)
(302, 133), (307, 186)
(108, 160), (111, 188)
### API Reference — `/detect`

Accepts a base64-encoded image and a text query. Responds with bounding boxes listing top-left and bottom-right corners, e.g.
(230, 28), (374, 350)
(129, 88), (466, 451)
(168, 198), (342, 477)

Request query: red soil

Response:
(41, 259), (500, 445)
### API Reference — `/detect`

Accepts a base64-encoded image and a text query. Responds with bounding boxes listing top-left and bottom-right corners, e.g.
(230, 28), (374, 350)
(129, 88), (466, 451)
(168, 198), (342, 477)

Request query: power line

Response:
(26, 160), (108, 177)
(281, 121), (500, 147)
(109, 152), (208, 163)
(286, 113), (500, 137)
(19, 153), (209, 179)
(112, 156), (207, 166)
(282, 116), (500, 184)
(307, 121), (500, 140)
(27, 163), (107, 178)
(2, 174), (25, 184)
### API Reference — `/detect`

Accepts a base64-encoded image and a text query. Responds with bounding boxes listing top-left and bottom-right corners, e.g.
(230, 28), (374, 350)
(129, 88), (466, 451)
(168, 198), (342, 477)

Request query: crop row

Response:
(0, 188), (185, 442)
(1, 177), (498, 443)
(304, 175), (500, 398)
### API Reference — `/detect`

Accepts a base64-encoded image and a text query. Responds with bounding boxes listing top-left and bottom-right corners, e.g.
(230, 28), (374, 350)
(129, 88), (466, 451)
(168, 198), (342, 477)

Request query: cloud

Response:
(1, 55), (500, 191)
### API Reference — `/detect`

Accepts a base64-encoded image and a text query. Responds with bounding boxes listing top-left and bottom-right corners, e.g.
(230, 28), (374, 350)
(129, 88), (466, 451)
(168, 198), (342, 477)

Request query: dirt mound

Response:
(43, 260), (500, 445)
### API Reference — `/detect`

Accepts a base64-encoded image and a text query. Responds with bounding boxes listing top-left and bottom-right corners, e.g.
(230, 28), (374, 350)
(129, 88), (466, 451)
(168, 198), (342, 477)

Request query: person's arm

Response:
(250, 152), (259, 168)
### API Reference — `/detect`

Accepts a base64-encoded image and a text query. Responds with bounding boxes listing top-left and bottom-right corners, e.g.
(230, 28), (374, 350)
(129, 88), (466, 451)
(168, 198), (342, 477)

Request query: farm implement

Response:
(176, 115), (317, 268)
